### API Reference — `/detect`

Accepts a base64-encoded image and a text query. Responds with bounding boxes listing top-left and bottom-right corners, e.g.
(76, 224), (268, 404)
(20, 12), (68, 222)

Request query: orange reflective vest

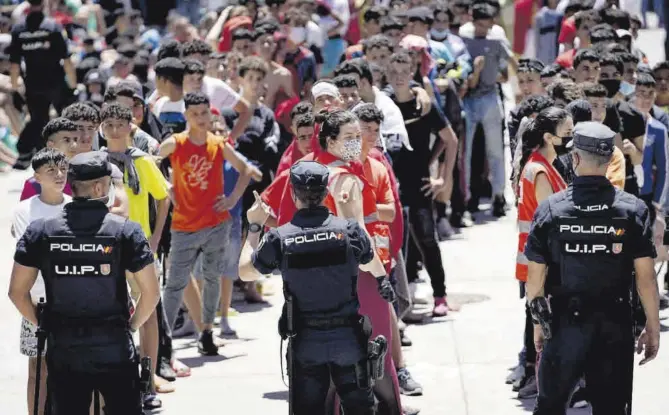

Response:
(516, 152), (566, 282)
(316, 152), (392, 266)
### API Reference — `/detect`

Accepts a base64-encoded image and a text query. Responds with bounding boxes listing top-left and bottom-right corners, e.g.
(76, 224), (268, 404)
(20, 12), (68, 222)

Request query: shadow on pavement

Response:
(178, 353), (245, 368)
(263, 390), (288, 401)
(231, 301), (274, 313)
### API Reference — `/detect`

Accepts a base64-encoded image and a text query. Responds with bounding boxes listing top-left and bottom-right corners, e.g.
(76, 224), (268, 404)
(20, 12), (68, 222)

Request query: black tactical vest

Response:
(550, 192), (634, 298)
(277, 215), (360, 321)
(41, 206), (135, 373)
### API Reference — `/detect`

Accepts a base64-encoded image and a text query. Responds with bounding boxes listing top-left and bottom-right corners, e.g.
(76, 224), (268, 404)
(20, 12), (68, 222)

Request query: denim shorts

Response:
(194, 216), (242, 280)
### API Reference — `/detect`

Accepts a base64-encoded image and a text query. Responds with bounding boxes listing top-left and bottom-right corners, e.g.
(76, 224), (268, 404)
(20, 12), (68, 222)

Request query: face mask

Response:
(288, 27), (307, 45)
(599, 79), (621, 98)
(554, 136), (572, 156)
(92, 182), (116, 208)
(620, 81), (635, 96)
(340, 138), (362, 161)
(430, 28), (449, 41)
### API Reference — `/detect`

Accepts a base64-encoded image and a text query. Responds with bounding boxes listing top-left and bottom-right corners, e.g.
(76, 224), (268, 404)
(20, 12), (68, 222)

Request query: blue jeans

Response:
(642, 0), (665, 25)
(176, 0), (201, 24)
(463, 92), (506, 200)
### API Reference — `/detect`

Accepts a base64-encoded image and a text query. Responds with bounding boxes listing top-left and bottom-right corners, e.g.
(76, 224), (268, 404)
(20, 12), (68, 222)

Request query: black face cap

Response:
(68, 151), (123, 182)
(566, 121), (616, 156)
(290, 161), (329, 190)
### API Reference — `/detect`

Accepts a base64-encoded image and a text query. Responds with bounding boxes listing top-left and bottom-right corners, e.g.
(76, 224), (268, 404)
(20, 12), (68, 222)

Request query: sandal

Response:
(171, 359), (192, 378)
(143, 393), (163, 409)
(154, 375), (176, 393)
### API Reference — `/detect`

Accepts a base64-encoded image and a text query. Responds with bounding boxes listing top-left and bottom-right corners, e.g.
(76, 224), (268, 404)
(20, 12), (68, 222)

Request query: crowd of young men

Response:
(3, 0), (669, 413)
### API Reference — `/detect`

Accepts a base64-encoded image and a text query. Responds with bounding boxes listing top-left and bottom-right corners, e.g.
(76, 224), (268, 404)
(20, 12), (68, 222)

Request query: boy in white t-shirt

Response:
(12, 148), (71, 415)
(153, 57), (187, 134)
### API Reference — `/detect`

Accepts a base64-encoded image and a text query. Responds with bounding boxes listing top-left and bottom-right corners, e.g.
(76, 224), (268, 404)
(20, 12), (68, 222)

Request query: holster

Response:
(367, 335), (388, 386)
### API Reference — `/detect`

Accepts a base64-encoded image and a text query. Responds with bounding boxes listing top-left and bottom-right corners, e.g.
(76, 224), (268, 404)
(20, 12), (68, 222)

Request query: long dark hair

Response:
(513, 107), (570, 193)
(314, 109), (358, 150)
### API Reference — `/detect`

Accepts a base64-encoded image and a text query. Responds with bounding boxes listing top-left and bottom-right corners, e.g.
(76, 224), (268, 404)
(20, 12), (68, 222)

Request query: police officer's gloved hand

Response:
(376, 277), (395, 303)
(11, 91), (25, 111)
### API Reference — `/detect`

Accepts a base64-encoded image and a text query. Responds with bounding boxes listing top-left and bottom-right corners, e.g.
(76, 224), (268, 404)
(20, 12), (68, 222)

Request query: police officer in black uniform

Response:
(240, 161), (394, 415)
(8, 0), (77, 169)
(8, 151), (160, 415)
(524, 122), (661, 415)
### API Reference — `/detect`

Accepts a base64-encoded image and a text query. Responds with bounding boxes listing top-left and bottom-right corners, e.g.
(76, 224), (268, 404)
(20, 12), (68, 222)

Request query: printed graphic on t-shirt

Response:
(184, 154), (213, 190)
(159, 112), (187, 134)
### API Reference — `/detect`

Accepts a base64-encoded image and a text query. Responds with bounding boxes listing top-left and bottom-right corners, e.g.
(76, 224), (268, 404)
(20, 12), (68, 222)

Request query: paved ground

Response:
(0, 19), (667, 415)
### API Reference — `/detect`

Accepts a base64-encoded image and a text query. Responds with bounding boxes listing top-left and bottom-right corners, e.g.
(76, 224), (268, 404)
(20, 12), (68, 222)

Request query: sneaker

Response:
(198, 329), (219, 356)
(432, 297), (448, 317)
(402, 310), (427, 324)
(409, 282), (429, 305)
(506, 364), (525, 384)
(516, 374), (538, 399)
(512, 367), (533, 392)
(492, 195), (506, 217)
(569, 384), (589, 408)
(13, 151), (33, 170)
(402, 405), (421, 415)
(436, 217), (454, 241)
(466, 197), (480, 213)
(397, 368), (423, 396)
(660, 293), (669, 310)
(158, 357), (177, 382)
(400, 329), (412, 347)
(450, 211), (473, 228)
(172, 309), (196, 338)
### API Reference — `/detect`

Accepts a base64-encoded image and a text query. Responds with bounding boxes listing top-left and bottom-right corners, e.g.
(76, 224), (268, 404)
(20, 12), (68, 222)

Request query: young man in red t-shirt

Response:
(556, 9), (601, 69)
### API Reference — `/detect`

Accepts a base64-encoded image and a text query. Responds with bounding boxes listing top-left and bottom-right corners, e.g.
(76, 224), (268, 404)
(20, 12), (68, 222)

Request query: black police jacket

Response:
(14, 200), (155, 373)
(253, 207), (374, 321)
(524, 176), (656, 300)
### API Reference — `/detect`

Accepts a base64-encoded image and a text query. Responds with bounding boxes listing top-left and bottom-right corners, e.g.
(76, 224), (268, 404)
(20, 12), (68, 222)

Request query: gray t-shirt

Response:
(534, 7), (563, 66)
(462, 36), (510, 98)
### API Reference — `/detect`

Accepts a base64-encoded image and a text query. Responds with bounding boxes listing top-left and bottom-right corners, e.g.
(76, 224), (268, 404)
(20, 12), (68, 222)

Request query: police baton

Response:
(34, 298), (47, 415)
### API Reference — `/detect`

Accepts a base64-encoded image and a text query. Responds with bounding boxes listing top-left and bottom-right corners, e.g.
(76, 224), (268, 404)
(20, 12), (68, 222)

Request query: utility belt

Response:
(300, 315), (363, 330)
(550, 293), (631, 320)
(46, 314), (129, 333)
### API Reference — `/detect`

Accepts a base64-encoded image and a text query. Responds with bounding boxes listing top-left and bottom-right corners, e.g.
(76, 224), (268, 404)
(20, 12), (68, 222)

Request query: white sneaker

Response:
(172, 310), (196, 338)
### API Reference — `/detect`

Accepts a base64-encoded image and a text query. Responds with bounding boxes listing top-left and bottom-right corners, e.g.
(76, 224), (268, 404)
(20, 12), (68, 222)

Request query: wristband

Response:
(248, 223), (262, 233)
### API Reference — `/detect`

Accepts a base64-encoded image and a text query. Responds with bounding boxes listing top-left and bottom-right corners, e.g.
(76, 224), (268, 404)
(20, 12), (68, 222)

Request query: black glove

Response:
(376, 277), (395, 303)
(12, 91), (25, 111)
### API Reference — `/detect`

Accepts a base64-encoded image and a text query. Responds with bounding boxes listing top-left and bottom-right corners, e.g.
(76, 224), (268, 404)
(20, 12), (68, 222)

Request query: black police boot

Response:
(198, 329), (219, 356)
(492, 195), (506, 217)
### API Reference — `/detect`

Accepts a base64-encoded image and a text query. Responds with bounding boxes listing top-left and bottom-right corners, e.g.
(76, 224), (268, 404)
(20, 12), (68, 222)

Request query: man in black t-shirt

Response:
(386, 51), (459, 317)
(8, 0), (77, 169)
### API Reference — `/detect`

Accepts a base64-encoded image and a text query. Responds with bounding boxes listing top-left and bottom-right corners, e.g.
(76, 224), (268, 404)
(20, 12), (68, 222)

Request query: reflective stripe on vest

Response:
(518, 220), (532, 234)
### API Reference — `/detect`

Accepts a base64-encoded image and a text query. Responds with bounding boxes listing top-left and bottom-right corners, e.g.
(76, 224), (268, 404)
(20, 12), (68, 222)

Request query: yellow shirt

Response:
(606, 147), (626, 190)
(126, 155), (170, 238)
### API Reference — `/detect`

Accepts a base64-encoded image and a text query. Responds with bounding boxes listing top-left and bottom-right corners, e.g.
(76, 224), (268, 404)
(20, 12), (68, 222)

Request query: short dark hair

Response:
(471, 3), (496, 21)
(389, 51), (412, 66)
(101, 103), (133, 123)
(32, 148), (67, 172)
(600, 52), (623, 75)
(184, 91), (210, 108)
(574, 9), (602, 29)
(548, 79), (584, 102)
(574, 48), (600, 69)
(653, 61), (669, 73)
(294, 113), (315, 129)
(334, 74), (359, 89)
(364, 6), (387, 22)
(254, 22), (279, 39)
(232, 28), (254, 41)
(600, 7), (630, 30)
(290, 101), (313, 121)
(182, 39), (212, 57)
(380, 16), (404, 32)
(518, 58), (545, 74)
(184, 58), (206, 75)
(590, 25), (617, 44)
(315, 109), (358, 149)
(334, 59), (373, 85)
(581, 82), (608, 98)
(362, 34), (394, 55)
(42, 117), (78, 141)
(238, 56), (268, 78)
(157, 39), (182, 60)
(516, 95), (556, 119)
(62, 102), (100, 124)
(636, 72), (656, 88)
(540, 63), (566, 79)
(619, 52), (639, 65)
(353, 103), (384, 124)
(155, 58), (186, 86)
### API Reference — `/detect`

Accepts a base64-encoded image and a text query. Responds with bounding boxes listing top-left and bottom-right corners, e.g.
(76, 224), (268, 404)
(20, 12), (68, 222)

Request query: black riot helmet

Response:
(290, 161), (329, 207)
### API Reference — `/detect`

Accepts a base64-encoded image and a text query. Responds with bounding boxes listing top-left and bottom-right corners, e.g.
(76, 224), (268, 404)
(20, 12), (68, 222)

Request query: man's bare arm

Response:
(110, 178), (129, 217)
(634, 257), (661, 332)
(129, 263), (160, 331)
(229, 98), (253, 143)
(525, 261), (547, 302)
(8, 263), (39, 326)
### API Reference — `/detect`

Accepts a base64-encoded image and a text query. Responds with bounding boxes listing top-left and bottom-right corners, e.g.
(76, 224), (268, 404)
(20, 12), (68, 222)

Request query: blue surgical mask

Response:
(620, 81), (635, 96)
(430, 28), (450, 41)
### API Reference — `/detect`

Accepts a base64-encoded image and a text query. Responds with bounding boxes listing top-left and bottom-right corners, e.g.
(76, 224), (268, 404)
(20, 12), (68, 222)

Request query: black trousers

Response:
(524, 303), (537, 367)
(294, 361), (375, 415)
(18, 84), (73, 155)
(403, 202), (447, 297)
(48, 366), (142, 415)
(533, 310), (634, 415)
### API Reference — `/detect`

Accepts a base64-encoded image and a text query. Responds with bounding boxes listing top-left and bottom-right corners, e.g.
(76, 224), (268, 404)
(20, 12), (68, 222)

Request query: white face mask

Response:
(340, 138), (362, 162)
(620, 80), (635, 96)
(92, 181), (116, 208)
(430, 28), (449, 41)
(288, 27), (307, 45)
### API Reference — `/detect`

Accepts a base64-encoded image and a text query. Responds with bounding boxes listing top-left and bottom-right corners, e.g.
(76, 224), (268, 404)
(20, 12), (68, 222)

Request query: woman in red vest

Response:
(511, 107), (572, 396)
(314, 109), (403, 414)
